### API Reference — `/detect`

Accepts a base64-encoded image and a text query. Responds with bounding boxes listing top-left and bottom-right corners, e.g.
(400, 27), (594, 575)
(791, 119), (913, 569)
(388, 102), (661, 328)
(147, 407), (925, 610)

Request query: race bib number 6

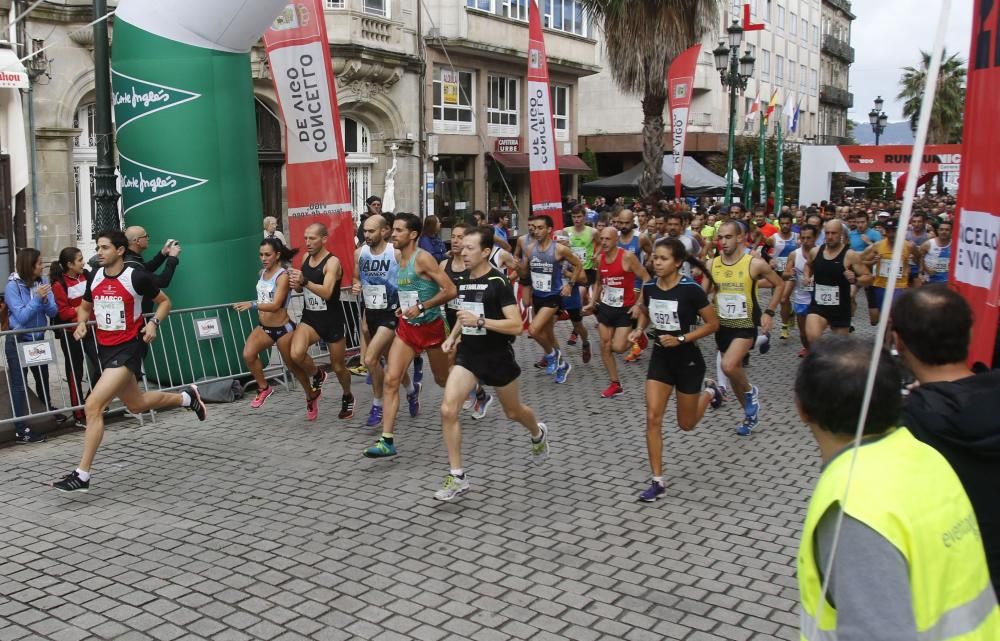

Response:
(94, 297), (126, 331)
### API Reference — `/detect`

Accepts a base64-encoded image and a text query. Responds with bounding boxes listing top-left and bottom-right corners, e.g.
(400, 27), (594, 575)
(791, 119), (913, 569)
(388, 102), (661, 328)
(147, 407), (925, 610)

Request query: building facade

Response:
(578, 0), (838, 180)
(422, 0), (597, 230)
(8, 0), (603, 265)
(818, 0), (855, 145)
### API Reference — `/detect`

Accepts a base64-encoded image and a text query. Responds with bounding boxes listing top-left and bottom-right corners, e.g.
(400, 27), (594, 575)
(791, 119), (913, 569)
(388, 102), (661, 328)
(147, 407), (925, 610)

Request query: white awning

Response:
(0, 47), (28, 89)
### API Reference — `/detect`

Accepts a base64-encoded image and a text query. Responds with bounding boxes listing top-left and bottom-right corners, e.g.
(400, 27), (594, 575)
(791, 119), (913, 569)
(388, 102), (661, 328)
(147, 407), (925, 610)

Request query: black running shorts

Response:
(647, 345), (705, 394)
(455, 344), (521, 388)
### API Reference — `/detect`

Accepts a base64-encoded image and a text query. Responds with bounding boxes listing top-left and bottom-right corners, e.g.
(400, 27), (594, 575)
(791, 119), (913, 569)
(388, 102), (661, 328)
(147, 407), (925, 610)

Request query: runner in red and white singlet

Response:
(52, 230), (207, 494)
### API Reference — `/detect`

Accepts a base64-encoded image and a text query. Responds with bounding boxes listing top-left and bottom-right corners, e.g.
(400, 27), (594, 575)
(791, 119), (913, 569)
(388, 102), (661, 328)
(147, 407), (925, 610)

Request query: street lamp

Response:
(92, 0), (120, 233)
(868, 95), (888, 145)
(714, 19), (755, 206)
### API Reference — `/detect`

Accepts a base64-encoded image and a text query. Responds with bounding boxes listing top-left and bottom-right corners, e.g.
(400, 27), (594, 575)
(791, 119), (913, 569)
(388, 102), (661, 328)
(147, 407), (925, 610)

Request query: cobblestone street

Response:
(0, 312), (851, 641)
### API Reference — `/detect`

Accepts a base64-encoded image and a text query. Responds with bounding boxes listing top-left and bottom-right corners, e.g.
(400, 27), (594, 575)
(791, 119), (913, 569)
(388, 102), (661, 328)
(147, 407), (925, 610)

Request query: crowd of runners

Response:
(31, 194), (963, 502)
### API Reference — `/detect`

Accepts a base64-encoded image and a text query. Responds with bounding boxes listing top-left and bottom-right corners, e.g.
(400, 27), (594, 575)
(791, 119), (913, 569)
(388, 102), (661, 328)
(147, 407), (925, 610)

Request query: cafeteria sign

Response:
(495, 137), (520, 152)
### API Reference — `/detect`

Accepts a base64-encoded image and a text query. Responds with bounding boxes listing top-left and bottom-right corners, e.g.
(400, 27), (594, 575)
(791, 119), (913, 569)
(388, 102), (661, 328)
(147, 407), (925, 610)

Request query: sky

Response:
(848, 0), (972, 124)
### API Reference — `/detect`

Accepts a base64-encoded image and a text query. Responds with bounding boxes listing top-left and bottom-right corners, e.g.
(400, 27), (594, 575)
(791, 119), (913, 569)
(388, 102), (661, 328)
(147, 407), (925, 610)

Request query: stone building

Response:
(817, 0), (855, 145)
(578, 0), (838, 179)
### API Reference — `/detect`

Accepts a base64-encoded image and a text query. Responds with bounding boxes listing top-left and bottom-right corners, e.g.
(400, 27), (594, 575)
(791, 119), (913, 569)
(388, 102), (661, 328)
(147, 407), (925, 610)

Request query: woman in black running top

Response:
(632, 238), (720, 503)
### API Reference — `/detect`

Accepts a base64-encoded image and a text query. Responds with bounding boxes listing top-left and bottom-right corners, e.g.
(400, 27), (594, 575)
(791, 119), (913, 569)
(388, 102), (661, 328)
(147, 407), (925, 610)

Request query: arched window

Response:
(342, 117), (376, 221)
(72, 103), (98, 256)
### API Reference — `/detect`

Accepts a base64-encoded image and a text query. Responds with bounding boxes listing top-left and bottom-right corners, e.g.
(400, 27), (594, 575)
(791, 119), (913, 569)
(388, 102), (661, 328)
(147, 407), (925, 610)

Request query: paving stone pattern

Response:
(1, 305), (868, 640)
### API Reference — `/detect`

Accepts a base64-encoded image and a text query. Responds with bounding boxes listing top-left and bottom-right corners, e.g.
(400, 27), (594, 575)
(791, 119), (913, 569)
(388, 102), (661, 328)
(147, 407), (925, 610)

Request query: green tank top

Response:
(568, 226), (594, 269)
(397, 248), (442, 325)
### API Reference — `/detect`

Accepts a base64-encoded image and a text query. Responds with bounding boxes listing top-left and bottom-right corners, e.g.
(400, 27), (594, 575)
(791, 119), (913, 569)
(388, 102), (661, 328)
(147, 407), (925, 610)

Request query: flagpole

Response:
(775, 120), (784, 212)
(758, 108), (766, 207)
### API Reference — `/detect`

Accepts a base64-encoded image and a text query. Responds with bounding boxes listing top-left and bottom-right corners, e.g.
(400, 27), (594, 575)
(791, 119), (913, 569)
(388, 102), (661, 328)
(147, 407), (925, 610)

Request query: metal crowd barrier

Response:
(0, 289), (363, 431)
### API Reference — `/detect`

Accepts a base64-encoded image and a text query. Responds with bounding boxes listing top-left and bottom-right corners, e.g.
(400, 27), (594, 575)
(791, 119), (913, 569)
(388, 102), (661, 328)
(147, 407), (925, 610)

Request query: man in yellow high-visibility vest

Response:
(795, 335), (998, 641)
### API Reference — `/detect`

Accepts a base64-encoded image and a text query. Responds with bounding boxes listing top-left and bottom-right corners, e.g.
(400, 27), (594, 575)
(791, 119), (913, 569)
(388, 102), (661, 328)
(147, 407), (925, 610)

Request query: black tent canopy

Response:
(580, 156), (738, 199)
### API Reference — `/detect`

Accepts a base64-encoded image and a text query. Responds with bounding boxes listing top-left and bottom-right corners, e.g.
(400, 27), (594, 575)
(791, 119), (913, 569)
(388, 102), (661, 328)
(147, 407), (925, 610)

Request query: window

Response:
(466, 0), (492, 9)
(433, 67), (475, 134)
(765, 0), (772, 22)
(363, 0), (388, 18)
(777, 5), (784, 30)
(543, 0), (589, 37)
(761, 49), (770, 78)
(776, 55), (784, 82)
(73, 102), (118, 257)
(800, 64), (807, 89)
(813, 25), (819, 46)
(324, 0), (345, 8)
(341, 117), (374, 224)
(810, 68), (818, 94)
(790, 13), (797, 35)
(550, 84), (569, 141)
(788, 60), (796, 86)
(467, 0), (527, 20)
(487, 74), (520, 137)
(801, 17), (808, 43)
(74, 103), (96, 148)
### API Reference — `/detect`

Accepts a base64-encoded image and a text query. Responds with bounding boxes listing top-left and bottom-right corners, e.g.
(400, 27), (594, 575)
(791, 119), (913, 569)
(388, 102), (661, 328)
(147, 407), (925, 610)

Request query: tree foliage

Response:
(705, 133), (802, 206)
(897, 49), (966, 145)
(580, 0), (719, 198)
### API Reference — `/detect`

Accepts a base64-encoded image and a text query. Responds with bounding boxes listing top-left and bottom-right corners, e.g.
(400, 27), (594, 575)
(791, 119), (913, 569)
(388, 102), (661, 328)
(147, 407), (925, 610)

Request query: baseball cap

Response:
(883, 218), (899, 230)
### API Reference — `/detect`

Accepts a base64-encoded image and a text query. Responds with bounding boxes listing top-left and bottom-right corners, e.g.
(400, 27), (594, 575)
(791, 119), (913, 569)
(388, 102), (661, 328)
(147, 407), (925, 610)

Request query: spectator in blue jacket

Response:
(5, 247), (60, 443)
(418, 215), (448, 263)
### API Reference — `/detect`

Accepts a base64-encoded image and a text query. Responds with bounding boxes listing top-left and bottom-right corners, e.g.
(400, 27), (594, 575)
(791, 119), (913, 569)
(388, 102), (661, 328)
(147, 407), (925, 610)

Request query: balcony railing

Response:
(819, 84), (854, 108)
(821, 34), (855, 63)
(824, 0), (854, 17)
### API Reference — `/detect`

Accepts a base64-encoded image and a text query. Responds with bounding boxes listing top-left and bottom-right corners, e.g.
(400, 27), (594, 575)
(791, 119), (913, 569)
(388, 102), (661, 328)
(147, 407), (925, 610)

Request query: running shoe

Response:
(638, 481), (665, 502)
(535, 355), (549, 369)
(797, 347), (809, 358)
(434, 474), (470, 501)
(704, 379), (723, 410)
(306, 393), (319, 421)
(471, 392), (493, 420)
(311, 368), (327, 396)
(600, 381), (624, 398)
(545, 351), (560, 376)
(462, 389), (477, 410)
(780, 325), (790, 340)
(582, 341), (592, 364)
(736, 415), (759, 437)
(554, 360), (572, 384)
(407, 383), (421, 417)
(637, 332), (649, 351)
(349, 363), (368, 376)
(567, 332), (578, 346)
(363, 437), (397, 458)
(365, 404), (383, 428)
(71, 413), (87, 429)
(413, 356), (424, 384)
(758, 334), (771, 355)
(250, 386), (274, 409)
(530, 423), (549, 461)
(52, 470), (88, 493)
(557, 310), (570, 321)
(14, 429), (46, 444)
(51, 410), (68, 425)
(719, 386), (731, 403)
(185, 385), (207, 421)
(623, 343), (642, 363)
(339, 394), (355, 420)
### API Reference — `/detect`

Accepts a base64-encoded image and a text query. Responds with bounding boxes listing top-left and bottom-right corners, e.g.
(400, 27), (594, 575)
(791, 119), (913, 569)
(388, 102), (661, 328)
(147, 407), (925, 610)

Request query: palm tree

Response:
(897, 49), (966, 145)
(579, 0), (720, 198)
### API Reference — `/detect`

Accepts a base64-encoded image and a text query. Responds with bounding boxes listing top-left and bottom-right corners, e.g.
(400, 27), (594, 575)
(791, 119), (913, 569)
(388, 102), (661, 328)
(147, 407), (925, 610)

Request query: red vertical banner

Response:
(667, 44), (701, 199)
(263, 1), (354, 285)
(950, 0), (1000, 367)
(527, 0), (563, 231)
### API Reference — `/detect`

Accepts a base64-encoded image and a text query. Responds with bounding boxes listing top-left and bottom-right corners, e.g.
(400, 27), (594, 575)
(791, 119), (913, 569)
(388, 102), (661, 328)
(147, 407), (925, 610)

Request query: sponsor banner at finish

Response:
(836, 144), (962, 173)
(264, 0), (355, 284)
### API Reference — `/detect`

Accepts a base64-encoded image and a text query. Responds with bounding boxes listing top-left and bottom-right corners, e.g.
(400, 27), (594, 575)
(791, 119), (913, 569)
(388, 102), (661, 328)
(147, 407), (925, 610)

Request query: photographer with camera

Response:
(124, 226), (181, 286)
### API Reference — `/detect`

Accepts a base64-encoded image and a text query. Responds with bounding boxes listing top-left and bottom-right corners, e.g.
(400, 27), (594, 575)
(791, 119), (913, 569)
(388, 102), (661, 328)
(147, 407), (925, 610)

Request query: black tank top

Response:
(811, 244), (851, 315)
(443, 257), (467, 326)
(300, 253), (344, 326)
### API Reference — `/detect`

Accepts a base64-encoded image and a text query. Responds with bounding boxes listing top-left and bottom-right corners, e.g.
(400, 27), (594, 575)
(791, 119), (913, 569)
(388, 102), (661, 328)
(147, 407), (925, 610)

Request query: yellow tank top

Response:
(873, 239), (910, 289)
(711, 253), (757, 329)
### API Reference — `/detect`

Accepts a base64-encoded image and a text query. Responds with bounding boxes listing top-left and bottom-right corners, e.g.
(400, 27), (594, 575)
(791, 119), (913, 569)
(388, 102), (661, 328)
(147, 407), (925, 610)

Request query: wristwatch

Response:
(417, 302), (425, 313)
(764, 309), (777, 317)
(150, 317), (161, 326)
(476, 317), (486, 329)
(677, 335), (686, 344)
